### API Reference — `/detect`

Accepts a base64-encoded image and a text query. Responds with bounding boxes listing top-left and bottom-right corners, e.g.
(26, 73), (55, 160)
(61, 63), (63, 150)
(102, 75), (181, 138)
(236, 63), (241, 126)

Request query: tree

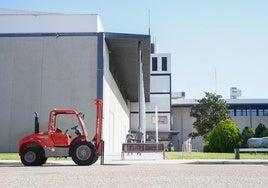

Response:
(206, 119), (241, 153)
(190, 92), (230, 139)
(255, 123), (266, 137)
(241, 126), (254, 148)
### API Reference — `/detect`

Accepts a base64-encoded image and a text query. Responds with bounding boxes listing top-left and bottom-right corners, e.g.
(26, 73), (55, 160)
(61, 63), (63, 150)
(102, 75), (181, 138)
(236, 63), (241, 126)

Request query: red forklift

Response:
(18, 99), (103, 166)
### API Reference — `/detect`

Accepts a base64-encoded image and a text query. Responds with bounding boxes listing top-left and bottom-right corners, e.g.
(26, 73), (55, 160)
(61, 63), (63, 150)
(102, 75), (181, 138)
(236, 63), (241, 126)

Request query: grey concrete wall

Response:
(172, 107), (203, 151)
(232, 116), (268, 131)
(0, 35), (98, 152)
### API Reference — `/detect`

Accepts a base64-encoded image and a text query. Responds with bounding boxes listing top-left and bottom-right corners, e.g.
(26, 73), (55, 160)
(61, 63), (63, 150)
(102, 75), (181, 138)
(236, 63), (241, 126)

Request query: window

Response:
(235, 109), (244, 116)
(258, 109), (264, 116)
(229, 108), (268, 116)
(229, 109), (235, 116)
(264, 109), (268, 116)
(152, 57), (158, 71)
(162, 57), (167, 71)
(152, 116), (168, 124)
(251, 109), (257, 116)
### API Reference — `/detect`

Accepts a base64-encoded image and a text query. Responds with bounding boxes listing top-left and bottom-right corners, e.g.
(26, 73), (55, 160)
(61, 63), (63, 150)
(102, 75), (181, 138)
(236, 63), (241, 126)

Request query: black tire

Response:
(38, 148), (47, 166)
(70, 141), (97, 165)
(92, 154), (99, 164)
(21, 147), (42, 166)
(39, 157), (48, 165)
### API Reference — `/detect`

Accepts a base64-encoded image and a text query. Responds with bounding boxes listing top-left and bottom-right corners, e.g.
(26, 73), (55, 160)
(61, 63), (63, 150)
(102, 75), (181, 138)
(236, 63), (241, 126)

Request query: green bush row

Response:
(204, 120), (268, 152)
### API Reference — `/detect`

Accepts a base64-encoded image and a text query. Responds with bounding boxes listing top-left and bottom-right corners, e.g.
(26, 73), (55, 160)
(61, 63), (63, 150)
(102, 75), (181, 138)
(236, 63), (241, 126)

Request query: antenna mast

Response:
(148, 9), (151, 36)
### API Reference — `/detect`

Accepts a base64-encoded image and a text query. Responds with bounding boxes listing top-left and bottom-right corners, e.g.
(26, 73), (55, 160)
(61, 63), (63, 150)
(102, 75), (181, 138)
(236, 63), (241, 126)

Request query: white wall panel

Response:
(0, 14), (103, 33)
(102, 43), (130, 154)
(131, 94), (170, 112)
(151, 76), (170, 93)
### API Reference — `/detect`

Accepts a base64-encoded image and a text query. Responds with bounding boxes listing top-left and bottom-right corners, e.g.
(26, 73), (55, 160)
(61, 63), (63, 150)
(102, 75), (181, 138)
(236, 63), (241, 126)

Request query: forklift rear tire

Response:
(71, 141), (97, 165)
(21, 147), (42, 166)
(39, 156), (48, 165)
(91, 154), (99, 164)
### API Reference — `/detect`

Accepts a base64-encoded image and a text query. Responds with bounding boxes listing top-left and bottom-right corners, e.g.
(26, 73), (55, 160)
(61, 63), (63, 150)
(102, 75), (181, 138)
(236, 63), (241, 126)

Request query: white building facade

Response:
(130, 46), (177, 145)
(0, 10), (151, 154)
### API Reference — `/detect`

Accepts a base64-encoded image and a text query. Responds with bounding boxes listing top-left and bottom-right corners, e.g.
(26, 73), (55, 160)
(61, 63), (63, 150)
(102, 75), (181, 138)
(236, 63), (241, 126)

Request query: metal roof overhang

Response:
(105, 32), (150, 102)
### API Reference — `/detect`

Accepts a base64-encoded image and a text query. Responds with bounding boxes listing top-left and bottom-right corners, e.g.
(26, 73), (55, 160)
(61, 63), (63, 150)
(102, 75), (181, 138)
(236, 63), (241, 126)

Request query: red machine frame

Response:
(18, 99), (103, 166)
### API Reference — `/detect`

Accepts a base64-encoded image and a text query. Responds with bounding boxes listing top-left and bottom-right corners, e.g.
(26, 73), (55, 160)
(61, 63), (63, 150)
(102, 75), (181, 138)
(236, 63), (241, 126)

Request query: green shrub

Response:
(260, 128), (268, 137)
(241, 126), (254, 148)
(206, 119), (241, 153)
(203, 141), (211, 152)
(255, 123), (266, 137)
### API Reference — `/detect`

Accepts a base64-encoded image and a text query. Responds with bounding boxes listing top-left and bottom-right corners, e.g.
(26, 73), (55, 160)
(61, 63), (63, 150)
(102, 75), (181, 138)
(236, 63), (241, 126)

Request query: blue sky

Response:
(1, 0), (268, 99)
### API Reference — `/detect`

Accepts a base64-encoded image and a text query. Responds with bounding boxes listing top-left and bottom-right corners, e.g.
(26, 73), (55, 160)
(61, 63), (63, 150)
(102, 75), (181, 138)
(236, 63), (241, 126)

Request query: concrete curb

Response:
(1, 159), (268, 166)
(185, 159), (268, 165)
(1, 155), (268, 166)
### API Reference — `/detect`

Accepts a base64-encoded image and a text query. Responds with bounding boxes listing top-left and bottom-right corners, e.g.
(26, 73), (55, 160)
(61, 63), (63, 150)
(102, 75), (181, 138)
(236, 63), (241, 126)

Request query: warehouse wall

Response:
(0, 35), (98, 152)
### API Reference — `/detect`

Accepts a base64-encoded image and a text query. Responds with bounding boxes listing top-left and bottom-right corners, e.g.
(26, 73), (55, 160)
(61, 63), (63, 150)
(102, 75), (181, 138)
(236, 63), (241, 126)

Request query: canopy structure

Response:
(105, 32), (151, 102)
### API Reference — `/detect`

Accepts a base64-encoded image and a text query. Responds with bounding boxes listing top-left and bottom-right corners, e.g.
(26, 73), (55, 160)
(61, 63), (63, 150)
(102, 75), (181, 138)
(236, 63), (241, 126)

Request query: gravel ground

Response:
(1, 157), (268, 188)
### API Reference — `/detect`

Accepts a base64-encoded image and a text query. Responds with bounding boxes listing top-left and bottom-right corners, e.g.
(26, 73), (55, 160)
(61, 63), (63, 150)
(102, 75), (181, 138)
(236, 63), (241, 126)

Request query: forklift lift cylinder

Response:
(34, 112), (39, 134)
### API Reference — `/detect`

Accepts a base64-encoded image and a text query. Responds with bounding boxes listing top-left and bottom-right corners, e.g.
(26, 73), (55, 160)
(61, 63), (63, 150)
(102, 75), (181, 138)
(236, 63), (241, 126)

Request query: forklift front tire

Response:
(21, 147), (42, 166)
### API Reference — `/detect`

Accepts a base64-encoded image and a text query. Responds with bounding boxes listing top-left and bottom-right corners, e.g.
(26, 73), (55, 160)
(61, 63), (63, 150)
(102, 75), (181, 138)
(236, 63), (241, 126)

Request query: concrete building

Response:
(172, 98), (268, 152)
(0, 9), (151, 154)
(130, 44), (176, 144)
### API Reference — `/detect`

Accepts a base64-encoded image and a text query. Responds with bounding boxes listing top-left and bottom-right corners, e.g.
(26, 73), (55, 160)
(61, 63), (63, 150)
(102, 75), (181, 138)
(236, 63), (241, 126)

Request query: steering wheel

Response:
(71, 125), (82, 136)
(71, 125), (78, 130)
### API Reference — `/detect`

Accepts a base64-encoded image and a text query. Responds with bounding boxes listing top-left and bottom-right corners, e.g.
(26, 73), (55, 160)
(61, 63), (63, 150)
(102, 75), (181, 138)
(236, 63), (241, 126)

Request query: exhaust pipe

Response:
(34, 112), (39, 133)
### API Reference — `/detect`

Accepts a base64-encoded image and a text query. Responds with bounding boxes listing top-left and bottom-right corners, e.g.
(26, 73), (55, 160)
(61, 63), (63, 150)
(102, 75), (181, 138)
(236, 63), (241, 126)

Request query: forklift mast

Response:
(94, 99), (103, 155)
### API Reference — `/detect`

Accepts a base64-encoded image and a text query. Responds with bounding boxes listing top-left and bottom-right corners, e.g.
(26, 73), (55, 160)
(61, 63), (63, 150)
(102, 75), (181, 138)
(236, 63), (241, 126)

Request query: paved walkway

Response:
(103, 152), (268, 164)
(1, 154), (268, 188)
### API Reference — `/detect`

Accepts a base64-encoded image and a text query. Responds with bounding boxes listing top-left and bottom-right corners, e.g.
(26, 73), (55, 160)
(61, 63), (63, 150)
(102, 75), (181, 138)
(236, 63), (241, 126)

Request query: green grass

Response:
(0, 153), (20, 160)
(0, 153), (71, 160)
(166, 152), (268, 160)
(1, 152), (268, 160)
